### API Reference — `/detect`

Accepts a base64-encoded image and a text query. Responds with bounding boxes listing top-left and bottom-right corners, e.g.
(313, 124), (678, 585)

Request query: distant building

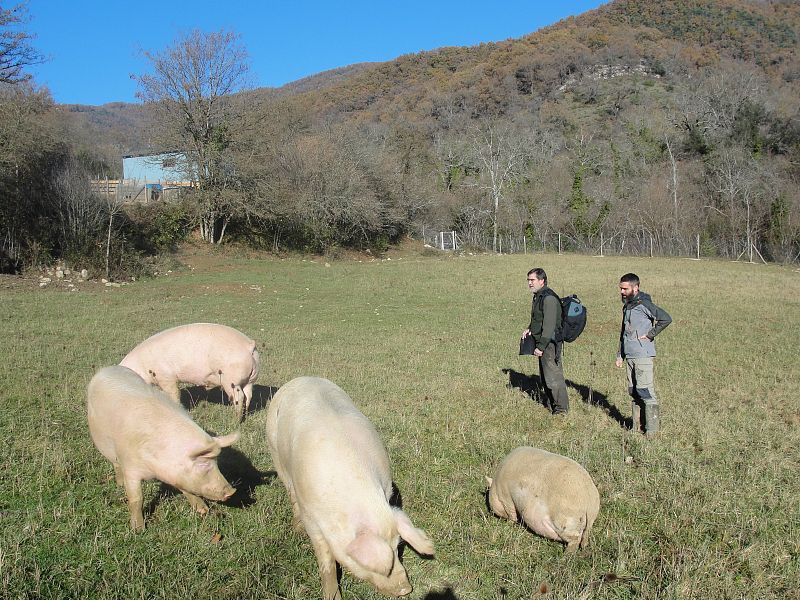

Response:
(90, 152), (196, 202)
(122, 151), (193, 183)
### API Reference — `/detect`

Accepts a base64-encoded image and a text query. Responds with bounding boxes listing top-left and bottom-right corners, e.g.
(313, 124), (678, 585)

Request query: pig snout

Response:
(375, 566), (412, 598)
(184, 468), (236, 503)
(205, 481), (236, 502)
(221, 485), (236, 501)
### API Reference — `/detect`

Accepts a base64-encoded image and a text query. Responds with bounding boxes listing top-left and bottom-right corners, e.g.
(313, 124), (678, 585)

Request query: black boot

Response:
(644, 403), (660, 439)
(631, 400), (643, 433)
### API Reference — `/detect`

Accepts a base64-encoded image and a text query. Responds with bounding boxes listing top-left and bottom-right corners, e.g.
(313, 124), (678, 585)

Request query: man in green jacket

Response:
(522, 267), (569, 415)
(615, 272), (672, 438)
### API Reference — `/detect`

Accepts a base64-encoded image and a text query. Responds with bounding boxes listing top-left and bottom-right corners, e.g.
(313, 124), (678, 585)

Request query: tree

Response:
(135, 29), (250, 243)
(0, 2), (42, 84)
(469, 120), (525, 252)
(705, 147), (769, 261)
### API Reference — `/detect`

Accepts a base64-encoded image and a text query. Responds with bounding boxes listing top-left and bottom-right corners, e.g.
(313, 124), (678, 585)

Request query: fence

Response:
(415, 225), (774, 263)
(90, 178), (194, 203)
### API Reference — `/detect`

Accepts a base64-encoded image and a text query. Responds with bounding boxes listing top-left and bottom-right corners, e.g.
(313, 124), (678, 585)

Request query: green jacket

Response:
(529, 286), (562, 352)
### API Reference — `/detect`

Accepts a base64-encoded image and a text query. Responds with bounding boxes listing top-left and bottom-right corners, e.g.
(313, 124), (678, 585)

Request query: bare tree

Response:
(705, 148), (768, 261)
(469, 121), (525, 252)
(135, 29), (250, 243)
(0, 2), (42, 84)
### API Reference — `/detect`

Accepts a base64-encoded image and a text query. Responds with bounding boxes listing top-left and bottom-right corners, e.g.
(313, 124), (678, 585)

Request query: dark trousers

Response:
(539, 342), (569, 414)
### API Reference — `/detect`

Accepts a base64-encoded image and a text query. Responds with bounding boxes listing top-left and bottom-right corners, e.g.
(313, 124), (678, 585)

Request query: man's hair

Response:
(527, 267), (547, 284)
(620, 272), (640, 286)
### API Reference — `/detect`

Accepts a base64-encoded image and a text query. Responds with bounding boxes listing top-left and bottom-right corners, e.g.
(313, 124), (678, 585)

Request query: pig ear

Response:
(346, 531), (394, 577)
(213, 431), (240, 448)
(190, 443), (218, 460)
(485, 476), (493, 489)
(393, 508), (435, 557)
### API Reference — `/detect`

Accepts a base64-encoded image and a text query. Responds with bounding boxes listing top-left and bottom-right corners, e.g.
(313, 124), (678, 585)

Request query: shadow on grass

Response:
(143, 447), (275, 518)
(501, 368), (549, 410)
(424, 588), (459, 599)
(180, 383), (279, 417)
(248, 384), (279, 413)
(502, 368), (629, 430)
(218, 445), (276, 509)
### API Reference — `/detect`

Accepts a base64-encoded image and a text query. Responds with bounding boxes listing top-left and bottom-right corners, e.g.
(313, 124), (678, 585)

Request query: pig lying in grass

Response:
(120, 323), (259, 419)
(87, 365), (239, 531)
(486, 446), (600, 552)
(267, 376), (434, 599)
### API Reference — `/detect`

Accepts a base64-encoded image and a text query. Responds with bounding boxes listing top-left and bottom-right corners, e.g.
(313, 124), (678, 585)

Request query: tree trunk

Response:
(105, 213), (113, 280)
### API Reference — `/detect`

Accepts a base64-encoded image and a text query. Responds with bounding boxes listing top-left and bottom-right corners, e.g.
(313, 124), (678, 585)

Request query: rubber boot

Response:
(631, 401), (642, 433)
(644, 403), (660, 439)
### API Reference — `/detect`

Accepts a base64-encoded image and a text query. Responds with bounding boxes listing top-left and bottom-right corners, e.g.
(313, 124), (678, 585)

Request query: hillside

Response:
(73, 0), (800, 151)
(43, 0), (800, 263)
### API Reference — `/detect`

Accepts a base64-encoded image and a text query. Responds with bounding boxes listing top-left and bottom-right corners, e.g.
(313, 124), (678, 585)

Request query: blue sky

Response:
(26, 1), (607, 106)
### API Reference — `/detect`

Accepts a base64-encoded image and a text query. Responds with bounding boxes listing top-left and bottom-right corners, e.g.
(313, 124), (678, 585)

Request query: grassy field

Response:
(1, 246), (798, 599)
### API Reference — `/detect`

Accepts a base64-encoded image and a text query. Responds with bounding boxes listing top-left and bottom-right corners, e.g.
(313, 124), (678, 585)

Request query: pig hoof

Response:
(130, 518), (145, 532)
(291, 515), (305, 533)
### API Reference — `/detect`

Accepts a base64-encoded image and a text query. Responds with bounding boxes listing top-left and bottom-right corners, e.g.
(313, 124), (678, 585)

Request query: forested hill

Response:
(268, 0), (799, 123)
(27, 0), (800, 267)
(72, 0), (800, 153)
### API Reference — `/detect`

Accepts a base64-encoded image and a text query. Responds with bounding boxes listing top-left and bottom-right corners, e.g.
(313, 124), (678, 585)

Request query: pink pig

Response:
(487, 446), (600, 552)
(120, 323), (259, 418)
(267, 376), (434, 599)
(87, 365), (239, 531)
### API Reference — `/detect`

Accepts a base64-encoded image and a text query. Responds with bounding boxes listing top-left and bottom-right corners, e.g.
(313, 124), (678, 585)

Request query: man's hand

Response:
(615, 357), (623, 368)
(521, 329), (531, 338)
(534, 348), (543, 357)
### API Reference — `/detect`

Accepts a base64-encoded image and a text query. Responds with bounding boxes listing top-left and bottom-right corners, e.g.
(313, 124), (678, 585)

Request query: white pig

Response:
(87, 365), (239, 531)
(486, 446), (600, 552)
(266, 376), (434, 600)
(120, 323), (259, 418)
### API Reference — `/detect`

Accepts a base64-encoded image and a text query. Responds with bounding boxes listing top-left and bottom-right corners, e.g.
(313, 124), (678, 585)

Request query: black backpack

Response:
(555, 294), (587, 343)
(520, 291), (588, 354)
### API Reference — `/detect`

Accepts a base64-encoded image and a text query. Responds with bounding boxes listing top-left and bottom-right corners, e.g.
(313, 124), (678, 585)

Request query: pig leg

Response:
(113, 463), (124, 486)
(580, 515), (595, 549)
(285, 484), (304, 532)
(270, 453), (304, 530)
(521, 505), (561, 543)
(181, 491), (209, 515)
(242, 382), (253, 416)
(158, 378), (181, 404)
(564, 537), (581, 553)
(308, 530), (341, 600)
(123, 476), (145, 532)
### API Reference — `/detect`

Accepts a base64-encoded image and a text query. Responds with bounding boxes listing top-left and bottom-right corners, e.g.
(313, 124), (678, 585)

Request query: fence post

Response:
(558, 232), (562, 255)
(649, 235), (653, 258)
(600, 232), (604, 257)
(523, 235), (527, 254)
(696, 234), (700, 260)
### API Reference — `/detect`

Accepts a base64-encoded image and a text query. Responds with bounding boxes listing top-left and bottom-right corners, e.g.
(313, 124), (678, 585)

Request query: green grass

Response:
(1, 249), (798, 599)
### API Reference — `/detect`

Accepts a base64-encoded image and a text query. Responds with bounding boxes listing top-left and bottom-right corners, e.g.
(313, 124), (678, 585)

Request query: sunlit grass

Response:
(1, 249), (798, 598)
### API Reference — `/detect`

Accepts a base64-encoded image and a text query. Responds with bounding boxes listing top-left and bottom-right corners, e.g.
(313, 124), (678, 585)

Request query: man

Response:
(615, 273), (672, 438)
(522, 267), (569, 415)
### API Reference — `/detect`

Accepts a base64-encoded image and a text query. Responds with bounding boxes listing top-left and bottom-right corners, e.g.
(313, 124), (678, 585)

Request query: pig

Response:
(87, 365), (239, 531)
(266, 376), (434, 600)
(120, 323), (259, 418)
(486, 446), (599, 552)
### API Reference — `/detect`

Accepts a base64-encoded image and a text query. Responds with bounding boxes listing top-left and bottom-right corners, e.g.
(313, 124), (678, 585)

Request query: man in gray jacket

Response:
(615, 272), (672, 438)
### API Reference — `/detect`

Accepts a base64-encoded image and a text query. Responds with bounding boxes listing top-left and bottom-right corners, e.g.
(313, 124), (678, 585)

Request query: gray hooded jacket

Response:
(618, 291), (672, 359)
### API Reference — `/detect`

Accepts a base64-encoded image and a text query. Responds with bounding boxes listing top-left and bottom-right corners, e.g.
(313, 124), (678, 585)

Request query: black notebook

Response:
(518, 335), (535, 355)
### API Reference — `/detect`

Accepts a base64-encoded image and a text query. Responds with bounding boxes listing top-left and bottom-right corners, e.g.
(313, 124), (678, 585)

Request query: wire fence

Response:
(416, 226), (775, 263)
